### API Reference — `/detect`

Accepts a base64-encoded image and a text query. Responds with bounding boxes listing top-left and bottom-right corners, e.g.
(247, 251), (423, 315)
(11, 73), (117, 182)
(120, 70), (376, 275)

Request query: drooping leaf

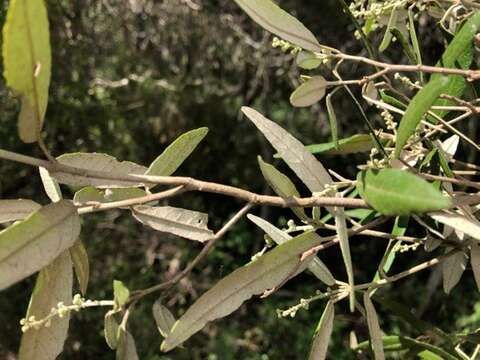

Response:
(306, 134), (374, 155)
(153, 299), (176, 338)
(145, 127), (208, 179)
(364, 292), (385, 360)
(0, 200), (81, 290)
(70, 240), (89, 295)
(326, 93), (338, 147)
(429, 211), (480, 241)
(308, 301), (335, 360)
(113, 280), (130, 308)
(116, 327), (139, 360)
(356, 169), (450, 215)
(0, 199), (41, 223)
(296, 51), (322, 70)
(290, 76), (328, 107)
(247, 214), (335, 286)
(257, 157), (307, 221)
(39, 167), (62, 202)
(2, 0), (51, 143)
(18, 251), (72, 360)
(161, 231), (324, 351)
(442, 249), (467, 294)
(471, 243), (480, 292)
(104, 311), (120, 350)
(52, 153), (147, 188)
(233, 0), (321, 52)
(132, 205), (214, 242)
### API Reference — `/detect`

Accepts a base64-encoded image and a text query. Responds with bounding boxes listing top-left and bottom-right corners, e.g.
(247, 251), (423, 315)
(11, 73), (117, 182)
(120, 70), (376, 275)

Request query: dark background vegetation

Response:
(0, 1), (479, 359)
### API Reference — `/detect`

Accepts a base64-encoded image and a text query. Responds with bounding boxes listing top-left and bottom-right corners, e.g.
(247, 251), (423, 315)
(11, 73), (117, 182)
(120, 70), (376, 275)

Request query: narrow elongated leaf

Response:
(306, 134), (374, 155)
(357, 169), (450, 215)
(70, 240), (89, 295)
(2, 0), (51, 143)
(132, 205), (213, 242)
(52, 153), (147, 188)
(116, 327), (139, 360)
(113, 280), (130, 308)
(73, 187), (105, 205)
(326, 93), (338, 147)
(379, 7), (397, 52)
(0, 200), (81, 290)
(153, 300), (176, 338)
(308, 301), (335, 360)
(233, 0), (321, 52)
(104, 188), (147, 202)
(442, 249), (467, 294)
(471, 243), (480, 292)
(364, 293), (385, 360)
(146, 127), (208, 179)
(161, 231), (324, 351)
(39, 167), (62, 202)
(0, 199), (41, 223)
(290, 76), (327, 107)
(247, 214), (335, 285)
(104, 311), (120, 350)
(18, 251), (72, 360)
(73, 186), (147, 206)
(258, 157), (307, 221)
(429, 211), (480, 241)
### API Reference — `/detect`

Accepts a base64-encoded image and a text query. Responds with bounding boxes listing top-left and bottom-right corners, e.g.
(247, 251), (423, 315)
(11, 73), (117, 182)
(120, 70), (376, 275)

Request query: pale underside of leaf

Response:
(290, 76), (327, 107)
(308, 300), (335, 360)
(153, 299), (176, 338)
(116, 327), (139, 360)
(429, 211), (480, 241)
(70, 239), (89, 295)
(18, 251), (72, 360)
(104, 311), (119, 350)
(0, 200), (81, 290)
(39, 166), (62, 202)
(0, 199), (41, 223)
(442, 249), (467, 294)
(132, 205), (213, 242)
(161, 231), (324, 351)
(364, 293), (385, 360)
(470, 243), (480, 292)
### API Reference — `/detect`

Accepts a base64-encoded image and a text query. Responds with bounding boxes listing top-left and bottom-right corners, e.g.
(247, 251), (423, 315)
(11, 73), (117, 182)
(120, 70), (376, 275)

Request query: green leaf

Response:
(355, 335), (408, 352)
(471, 242), (480, 292)
(73, 186), (147, 206)
(379, 7), (397, 52)
(306, 134), (374, 155)
(442, 249), (468, 294)
(70, 240), (89, 295)
(290, 76), (327, 107)
(233, 0), (321, 52)
(408, 8), (424, 83)
(296, 51), (322, 70)
(104, 311), (120, 350)
(132, 205), (214, 242)
(18, 251), (72, 360)
(364, 292), (385, 360)
(113, 280), (130, 308)
(153, 299), (176, 338)
(308, 301), (335, 360)
(53, 153), (148, 188)
(356, 169), (451, 215)
(2, 0), (51, 143)
(0, 200), (81, 290)
(39, 167), (63, 202)
(257, 156), (308, 221)
(247, 214), (335, 286)
(145, 127), (208, 180)
(116, 327), (139, 360)
(326, 93), (338, 147)
(73, 187), (105, 204)
(161, 231), (325, 351)
(0, 199), (41, 223)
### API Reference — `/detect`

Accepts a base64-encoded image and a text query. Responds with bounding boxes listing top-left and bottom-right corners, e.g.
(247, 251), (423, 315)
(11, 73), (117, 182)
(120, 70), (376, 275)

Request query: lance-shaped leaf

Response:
(0, 200), (80, 290)
(161, 231), (324, 351)
(146, 127), (208, 179)
(306, 134), (374, 155)
(308, 300), (335, 360)
(357, 169), (450, 215)
(290, 76), (327, 108)
(233, 0), (321, 52)
(364, 292), (385, 360)
(153, 299), (176, 338)
(429, 211), (480, 241)
(39, 167), (62, 202)
(18, 251), (72, 360)
(442, 249), (467, 294)
(471, 243), (480, 292)
(247, 214), (335, 285)
(2, 0), (51, 143)
(52, 153), (147, 188)
(104, 311), (120, 350)
(70, 240), (89, 295)
(132, 205), (213, 242)
(0, 199), (41, 223)
(73, 186), (147, 207)
(258, 157), (307, 221)
(116, 327), (139, 360)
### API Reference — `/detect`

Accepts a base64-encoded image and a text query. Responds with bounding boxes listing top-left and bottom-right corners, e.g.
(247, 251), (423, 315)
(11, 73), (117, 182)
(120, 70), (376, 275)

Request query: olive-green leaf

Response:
(258, 157), (307, 221)
(306, 134), (374, 155)
(0, 200), (81, 290)
(70, 240), (89, 295)
(290, 76), (327, 107)
(0, 199), (41, 223)
(39, 167), (62, 202)
(73, 187), (105, 205)
(356, 169), (450, 215)
(2, 0), (51, 143)
(364, 292), (385, 360)
(161, 231), (324, 352)
(308, 301), (335, 360)
(145, 127), (208, 180)
(132, 205), (214, 242)
(379, 7), (397, 52)
(233, 0), (321, 52)
(247, 214), (335, 286)
(153, 299), (176, 338)
(471, 243), (480, 292)
(442, 249), (467, 294)
(296, 51), (322, 70)
(18, 251), (72, 360)
(52, 153), (148, 188)
(116, 327), (139, 360)
(113, 280), (130, 308)
(104, 311), (120, 350)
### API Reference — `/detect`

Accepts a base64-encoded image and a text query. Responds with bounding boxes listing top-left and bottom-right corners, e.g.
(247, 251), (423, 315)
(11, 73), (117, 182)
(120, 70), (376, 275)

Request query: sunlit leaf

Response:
(364, 292), (385, 360)
(153, 299), (176, 338)
(308, 301), (334, 360)
(442, 249), (467, 294)
(379, 7), (397, 52)
(70, 240), (89, 295)
(356, 169), (450, 215)
(132, 205), (214, 242)
(39, 167), (62, 202)
(116, 327), (139, 360)
(233, 0), (321, 52)
(2, 0), (51, 143)
(296, 51), (322, 70)
(306, 134), (374, 155)
(104, 188), (147, 202)
(429, 211), (480, 241)
(104, 311), (120, 350)
(161, 231), (324, 351)
(73, 187), (105, 205)
(113, 280), (130, 308)
(0, 199), (41, 224)
(18, 251), (72, 360)
(0, 200), (80, 290)
(290, 76), (327, 107)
